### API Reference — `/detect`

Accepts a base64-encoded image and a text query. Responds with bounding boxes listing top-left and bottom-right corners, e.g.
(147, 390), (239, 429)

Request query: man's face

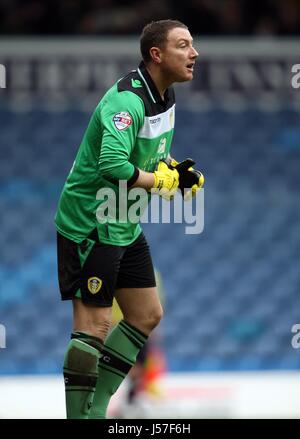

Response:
(158, 27), (199, 83)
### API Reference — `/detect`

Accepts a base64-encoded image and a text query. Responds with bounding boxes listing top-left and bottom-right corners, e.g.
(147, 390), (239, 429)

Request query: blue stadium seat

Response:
(1, 104), (300, 374)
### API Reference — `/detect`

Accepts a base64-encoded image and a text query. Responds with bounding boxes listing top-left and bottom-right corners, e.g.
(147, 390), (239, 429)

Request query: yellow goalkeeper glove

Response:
(164, 157), (204, 200)
(153, 161), (179, 199)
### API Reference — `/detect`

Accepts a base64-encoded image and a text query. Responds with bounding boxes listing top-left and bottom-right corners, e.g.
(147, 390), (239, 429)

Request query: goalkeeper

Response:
(55, 19), (204, 419)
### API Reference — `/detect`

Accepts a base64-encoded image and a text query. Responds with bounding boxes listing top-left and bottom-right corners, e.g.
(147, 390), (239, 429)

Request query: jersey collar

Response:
(137, 61), (170, 106)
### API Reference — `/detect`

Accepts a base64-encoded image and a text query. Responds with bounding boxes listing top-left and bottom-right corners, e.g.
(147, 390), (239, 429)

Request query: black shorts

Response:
(57, 230), (156, 307)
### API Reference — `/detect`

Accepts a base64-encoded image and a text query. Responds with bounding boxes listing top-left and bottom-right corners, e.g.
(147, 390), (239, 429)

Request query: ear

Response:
(149, 47), (162, 64)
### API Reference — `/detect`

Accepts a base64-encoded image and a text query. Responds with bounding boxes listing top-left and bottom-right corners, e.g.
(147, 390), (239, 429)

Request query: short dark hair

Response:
(140, 19), (188, 64)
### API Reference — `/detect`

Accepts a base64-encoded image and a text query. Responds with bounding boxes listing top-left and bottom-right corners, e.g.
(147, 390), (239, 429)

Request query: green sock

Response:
(63, 332), (103, 419)
(89, 320), (148, 419)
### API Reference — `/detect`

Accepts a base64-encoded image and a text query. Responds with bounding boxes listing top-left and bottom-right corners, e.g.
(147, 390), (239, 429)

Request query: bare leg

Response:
(89, 287), (163, 419)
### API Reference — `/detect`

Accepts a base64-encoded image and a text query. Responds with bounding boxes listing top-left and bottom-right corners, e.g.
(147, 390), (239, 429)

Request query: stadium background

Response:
(0, 0), (300, 418)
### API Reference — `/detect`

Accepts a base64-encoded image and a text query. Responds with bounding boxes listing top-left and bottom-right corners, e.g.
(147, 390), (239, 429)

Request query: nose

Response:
(190, 46), (198, 59)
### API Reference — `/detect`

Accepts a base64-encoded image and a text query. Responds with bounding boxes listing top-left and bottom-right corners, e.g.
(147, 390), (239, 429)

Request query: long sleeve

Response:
(97, 90), (145, 184)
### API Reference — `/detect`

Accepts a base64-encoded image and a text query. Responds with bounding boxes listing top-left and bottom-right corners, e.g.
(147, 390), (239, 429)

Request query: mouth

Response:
(186, 62), (195, 72)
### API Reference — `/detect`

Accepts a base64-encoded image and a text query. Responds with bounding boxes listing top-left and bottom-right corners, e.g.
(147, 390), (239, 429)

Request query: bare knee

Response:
(125, 305), (163, 336)
(148, 305), (163, 330)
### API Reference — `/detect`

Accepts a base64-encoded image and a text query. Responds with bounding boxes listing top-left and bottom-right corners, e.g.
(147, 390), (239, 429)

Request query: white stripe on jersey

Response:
(138, 104), (175, 139)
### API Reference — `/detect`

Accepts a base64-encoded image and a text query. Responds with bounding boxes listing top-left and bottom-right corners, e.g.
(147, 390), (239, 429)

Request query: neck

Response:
(145, 63), (171, 101)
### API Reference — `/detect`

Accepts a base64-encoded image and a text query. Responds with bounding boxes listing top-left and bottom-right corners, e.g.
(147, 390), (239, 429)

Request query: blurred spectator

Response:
(242, 0), (277, 35)
(79, 0), (171, 34)
(172, 0), (221, 35)
(0, 0), (299, 36)
(276, 0), (300, 35)
(219, 0), (245, 35)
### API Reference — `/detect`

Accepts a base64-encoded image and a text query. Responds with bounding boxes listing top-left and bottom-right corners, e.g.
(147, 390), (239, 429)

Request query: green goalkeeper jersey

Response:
(55, 61), (176, 245)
